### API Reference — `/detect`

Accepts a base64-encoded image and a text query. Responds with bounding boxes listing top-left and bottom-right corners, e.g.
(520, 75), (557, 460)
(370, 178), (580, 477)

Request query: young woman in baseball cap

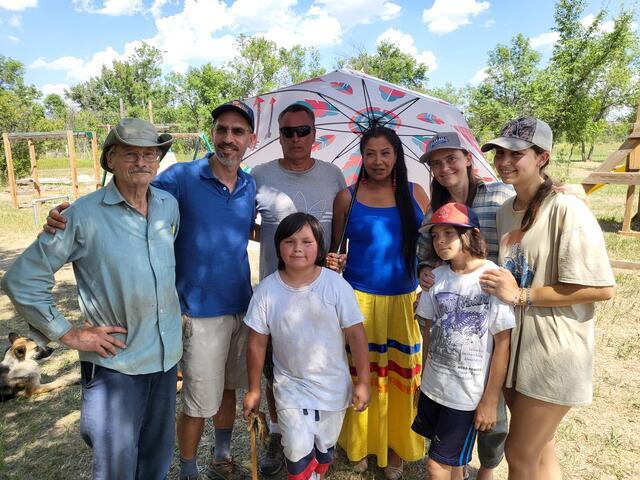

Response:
(479, 117), (615, 479)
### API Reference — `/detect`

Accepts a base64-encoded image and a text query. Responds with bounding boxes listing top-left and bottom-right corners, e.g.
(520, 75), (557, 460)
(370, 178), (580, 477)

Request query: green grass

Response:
(1, 142), (640, 479)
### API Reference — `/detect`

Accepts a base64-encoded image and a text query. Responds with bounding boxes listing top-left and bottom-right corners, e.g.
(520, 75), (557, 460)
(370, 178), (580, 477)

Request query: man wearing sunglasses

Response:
(249, 103), (347, 475)
(42, 101), (257, 480)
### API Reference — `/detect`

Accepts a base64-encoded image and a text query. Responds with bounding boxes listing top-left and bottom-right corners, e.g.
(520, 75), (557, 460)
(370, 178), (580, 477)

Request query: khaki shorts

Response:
(180, 314), (248, 418)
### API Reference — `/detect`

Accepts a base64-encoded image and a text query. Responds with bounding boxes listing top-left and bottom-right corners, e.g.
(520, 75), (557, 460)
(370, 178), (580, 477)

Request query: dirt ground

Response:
(1, 183), (639, 479)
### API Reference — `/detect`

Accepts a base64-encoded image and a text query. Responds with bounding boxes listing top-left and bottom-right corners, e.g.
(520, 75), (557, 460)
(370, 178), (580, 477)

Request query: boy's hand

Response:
(474, 397), (498, 431)
(352, 381), (371, 412)
(418, 266), (435, 290)
(243, 390), (261, 420)
(326, 252), (347, 273)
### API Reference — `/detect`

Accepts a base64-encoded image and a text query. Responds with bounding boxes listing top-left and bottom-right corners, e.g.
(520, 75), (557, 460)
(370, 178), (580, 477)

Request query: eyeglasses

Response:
(214, 125), (251, 137)
(119, 151), (161, 164)
(429, 155), (462, 170)
(279, 125), (313, 138)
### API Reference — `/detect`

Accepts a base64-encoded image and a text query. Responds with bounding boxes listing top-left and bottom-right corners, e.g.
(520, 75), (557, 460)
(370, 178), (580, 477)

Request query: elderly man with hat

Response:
(43, 101), (257, 479)
(2, 118), (182, 479)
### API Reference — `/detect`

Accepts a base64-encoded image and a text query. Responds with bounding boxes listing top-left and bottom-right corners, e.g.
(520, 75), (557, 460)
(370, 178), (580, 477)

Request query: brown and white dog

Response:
(0, 333), (79, 401)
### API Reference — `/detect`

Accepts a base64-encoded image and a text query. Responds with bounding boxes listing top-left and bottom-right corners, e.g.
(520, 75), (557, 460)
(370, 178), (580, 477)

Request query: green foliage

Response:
(426, 82), (469, 110)
(338, 41), (428, 90)
(548, 0), (640, 157)
(466, 34), (554, 141)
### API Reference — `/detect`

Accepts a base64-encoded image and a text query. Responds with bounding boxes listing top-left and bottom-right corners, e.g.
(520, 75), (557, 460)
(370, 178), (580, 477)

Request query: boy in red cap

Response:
(412, 203), (515, 480)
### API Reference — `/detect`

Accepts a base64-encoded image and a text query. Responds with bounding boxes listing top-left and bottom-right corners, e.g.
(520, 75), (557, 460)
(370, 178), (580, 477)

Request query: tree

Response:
(226, 35), (325, 98)
(548, 0), (640, 159)
(338, 41), (428, 90)
(0, 55), (46, 179)
(466, 34), (553, 141)
(67, 42), (165, 123)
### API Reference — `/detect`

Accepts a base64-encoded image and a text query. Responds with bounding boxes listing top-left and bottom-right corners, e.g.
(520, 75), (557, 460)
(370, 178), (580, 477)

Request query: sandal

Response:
(353, 457), (368, 473)
(383, 461), (403, 480)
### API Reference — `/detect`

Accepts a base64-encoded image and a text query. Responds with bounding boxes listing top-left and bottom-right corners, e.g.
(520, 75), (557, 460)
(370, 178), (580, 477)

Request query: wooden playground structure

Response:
(582, 103), (640, 239)
(2, 128), (209, 210)
(2, 130), (101, 209)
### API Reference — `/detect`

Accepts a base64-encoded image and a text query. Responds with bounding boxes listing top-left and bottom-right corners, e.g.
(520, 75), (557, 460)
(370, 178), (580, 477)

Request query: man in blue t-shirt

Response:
(44, 101), (257, 480)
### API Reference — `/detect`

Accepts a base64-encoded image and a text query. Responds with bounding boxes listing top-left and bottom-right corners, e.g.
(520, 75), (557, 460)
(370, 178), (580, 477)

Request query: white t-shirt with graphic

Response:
(416, 260), (515, 411)
(244, 267), (364, 411)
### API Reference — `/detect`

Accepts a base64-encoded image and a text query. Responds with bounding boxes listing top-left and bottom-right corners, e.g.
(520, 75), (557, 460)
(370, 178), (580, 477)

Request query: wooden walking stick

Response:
(247, 411), (269, 480)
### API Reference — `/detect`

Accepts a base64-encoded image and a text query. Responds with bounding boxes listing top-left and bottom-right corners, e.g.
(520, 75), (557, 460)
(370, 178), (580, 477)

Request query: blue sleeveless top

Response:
(343, 184), (424, 295)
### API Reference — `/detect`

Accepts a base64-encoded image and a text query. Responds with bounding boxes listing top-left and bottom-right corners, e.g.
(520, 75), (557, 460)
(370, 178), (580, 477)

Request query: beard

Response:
(215, 144), (242, 167)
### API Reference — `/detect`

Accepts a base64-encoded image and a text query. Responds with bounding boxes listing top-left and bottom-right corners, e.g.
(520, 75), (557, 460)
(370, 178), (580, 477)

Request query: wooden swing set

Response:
(2, 130), (101, 209)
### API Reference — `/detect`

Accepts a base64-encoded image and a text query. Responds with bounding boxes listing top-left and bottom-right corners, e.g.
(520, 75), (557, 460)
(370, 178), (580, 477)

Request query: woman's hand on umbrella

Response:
(480, 267), (520, 305)
(326, 252), (347, 273)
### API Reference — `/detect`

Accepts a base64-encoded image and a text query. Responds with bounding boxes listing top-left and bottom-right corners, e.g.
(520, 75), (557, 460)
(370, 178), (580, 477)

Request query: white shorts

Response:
(180, 314), (248, 418)
(278, 408), (346, 464)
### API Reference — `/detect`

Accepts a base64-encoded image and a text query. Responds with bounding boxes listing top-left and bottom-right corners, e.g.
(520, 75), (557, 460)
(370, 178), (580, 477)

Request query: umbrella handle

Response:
(336, 169), (362, 254)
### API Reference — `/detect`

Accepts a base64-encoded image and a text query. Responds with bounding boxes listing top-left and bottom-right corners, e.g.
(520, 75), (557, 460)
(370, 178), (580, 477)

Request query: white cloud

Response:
(8, 35), (20, 43)
(469, 67), (488, 85)
(28, 46), (130, 82)
(530, 31), (559, 49)
(41, 83), (70, 98)
(422, 0), (490, 34)
(149, 0), (170, 18)
(9, 15), (21, 27)
(376, 28), (438, 72)
(73, 0), (143, 16)
(261, 5), (342, 49)
(312, 0), (401, 26)
(0, 0), (37, 11)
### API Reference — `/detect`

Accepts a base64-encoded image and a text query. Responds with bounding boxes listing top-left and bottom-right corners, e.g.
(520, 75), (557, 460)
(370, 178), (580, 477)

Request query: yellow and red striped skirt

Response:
(338, 289), (425, 467)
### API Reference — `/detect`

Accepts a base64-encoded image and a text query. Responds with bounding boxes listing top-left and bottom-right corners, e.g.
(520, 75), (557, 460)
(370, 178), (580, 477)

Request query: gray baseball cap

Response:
(100, 118), (173, 173)
(481, 117), (553, 153)
(419, 131), (467, 164)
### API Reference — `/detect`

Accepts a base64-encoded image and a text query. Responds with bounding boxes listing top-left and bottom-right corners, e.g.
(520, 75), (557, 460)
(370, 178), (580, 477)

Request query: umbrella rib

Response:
(361, 79), (376, 125)
(379, 98), (420, 129)
(330, 135), (361, 163)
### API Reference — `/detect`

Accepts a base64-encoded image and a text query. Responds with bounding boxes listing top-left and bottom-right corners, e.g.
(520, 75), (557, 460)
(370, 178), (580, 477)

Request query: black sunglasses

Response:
(279, 125), (313, 138)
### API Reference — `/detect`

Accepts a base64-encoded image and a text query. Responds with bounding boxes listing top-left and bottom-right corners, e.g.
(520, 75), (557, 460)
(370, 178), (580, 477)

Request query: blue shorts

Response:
(411, 392), (477, 467)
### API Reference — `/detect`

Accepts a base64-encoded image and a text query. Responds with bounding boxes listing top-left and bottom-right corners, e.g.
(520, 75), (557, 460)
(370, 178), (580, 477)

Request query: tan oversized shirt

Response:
(497, 192), (615, 406)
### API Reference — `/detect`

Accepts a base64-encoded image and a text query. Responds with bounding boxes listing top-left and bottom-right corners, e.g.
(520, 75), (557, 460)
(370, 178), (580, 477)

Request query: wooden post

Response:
(27, 138), (41, 197)
(90, 131), (100, 189)
(2, 133), (18, 208)
(119, 98), (125, 119)
(148, 99), (154, 124)
(621, 185), (636, 233)
(67, 130), (80, 199)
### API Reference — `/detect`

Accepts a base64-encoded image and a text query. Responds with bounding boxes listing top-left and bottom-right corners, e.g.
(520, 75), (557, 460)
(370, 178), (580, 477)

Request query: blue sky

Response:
(0, 0), (635, 99)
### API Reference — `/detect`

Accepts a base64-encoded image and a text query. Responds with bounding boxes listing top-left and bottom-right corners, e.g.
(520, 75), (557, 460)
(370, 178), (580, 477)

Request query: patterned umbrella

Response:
(243, 68), (497, 191)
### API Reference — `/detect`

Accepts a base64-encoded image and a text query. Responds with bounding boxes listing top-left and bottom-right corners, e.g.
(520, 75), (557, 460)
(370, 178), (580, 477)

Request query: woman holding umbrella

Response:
(330, 126), (429, 479)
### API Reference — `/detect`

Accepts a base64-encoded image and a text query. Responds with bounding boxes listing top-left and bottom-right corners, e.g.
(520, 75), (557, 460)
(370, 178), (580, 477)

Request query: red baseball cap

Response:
(420, 202), (480, 233)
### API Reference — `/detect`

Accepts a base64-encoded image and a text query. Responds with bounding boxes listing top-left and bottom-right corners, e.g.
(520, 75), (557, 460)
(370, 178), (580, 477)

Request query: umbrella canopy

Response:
(243, 69), (497, 191)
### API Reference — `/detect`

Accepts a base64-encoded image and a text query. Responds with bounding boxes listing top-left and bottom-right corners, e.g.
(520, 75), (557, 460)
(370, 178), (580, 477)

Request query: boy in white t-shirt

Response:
(243, 212), (370, 480)
(413, 203), (515, 480)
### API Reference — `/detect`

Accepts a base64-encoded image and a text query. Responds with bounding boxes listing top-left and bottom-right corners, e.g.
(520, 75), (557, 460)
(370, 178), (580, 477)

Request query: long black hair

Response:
(358, 127), (418, 275)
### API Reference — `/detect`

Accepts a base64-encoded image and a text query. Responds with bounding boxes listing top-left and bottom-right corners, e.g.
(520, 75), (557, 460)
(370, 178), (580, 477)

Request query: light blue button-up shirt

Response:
(1, 180), (182, 375)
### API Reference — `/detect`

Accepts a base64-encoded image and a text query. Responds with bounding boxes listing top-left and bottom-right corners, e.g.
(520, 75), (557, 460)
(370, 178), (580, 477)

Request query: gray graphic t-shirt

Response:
(416, 260), (515, 411)
(252, 159), (346, 279)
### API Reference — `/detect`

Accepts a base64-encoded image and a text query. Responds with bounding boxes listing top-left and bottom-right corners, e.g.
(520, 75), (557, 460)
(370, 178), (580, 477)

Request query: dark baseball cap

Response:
(419, 131), (467, 164)
(481, 117), (553, 153)
(211, 100), (255, 132)
(100, 118), (173, 173)
(419, 202), (480, 233)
